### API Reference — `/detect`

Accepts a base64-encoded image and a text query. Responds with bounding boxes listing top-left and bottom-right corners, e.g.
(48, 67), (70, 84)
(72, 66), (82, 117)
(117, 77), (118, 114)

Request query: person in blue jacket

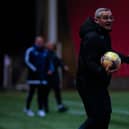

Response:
(23, 36), (54, 117)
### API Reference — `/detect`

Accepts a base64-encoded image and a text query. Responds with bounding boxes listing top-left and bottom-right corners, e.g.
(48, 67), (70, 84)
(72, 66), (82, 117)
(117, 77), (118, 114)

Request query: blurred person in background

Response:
(24, 36), (54, 117)
(45, 42), (69, 113)
(76, 8), (129, 129)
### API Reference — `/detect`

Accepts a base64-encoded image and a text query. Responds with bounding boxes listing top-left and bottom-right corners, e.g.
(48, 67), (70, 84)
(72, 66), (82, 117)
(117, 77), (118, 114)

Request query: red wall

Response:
(66, 0), (129, 77)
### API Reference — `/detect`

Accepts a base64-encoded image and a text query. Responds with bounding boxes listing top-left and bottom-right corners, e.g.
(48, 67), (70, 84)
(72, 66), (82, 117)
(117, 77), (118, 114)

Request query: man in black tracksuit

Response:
(76, 8), (129, 129)
(45, 43), (69, 112)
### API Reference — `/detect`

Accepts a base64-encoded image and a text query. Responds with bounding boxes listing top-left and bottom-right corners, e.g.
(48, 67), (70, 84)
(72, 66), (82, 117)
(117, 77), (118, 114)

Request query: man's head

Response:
(35, 36), (45, 47)
(94, 8), (114, 31)
(46, 42), (56, 51)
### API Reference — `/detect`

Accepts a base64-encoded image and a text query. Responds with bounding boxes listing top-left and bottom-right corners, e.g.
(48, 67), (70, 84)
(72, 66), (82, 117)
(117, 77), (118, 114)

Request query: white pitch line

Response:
(65, 100), (129, 116)
(68, 110), (85, 116)
(68, 109), (129, 116)
(64, 100), (83, 106)
(113, 109), (129, 115)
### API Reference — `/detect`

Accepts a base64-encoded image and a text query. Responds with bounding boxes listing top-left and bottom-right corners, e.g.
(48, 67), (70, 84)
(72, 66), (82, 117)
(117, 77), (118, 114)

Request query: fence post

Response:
(3, 54), (12, 89)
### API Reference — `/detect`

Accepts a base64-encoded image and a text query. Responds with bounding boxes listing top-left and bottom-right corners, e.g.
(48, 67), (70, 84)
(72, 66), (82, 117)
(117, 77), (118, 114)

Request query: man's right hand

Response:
(105, 62), (119, 74)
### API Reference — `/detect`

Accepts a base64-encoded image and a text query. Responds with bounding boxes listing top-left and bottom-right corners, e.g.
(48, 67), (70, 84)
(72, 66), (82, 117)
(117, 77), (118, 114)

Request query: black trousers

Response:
(77, 85), (112, 129)
(25, 84), (49, 110)
(50, 81), (62, 105)
(45, 75), (63, 111)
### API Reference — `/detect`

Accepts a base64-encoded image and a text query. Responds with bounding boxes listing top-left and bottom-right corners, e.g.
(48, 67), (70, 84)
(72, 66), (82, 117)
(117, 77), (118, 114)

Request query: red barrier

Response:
(66, 0), (129, 77)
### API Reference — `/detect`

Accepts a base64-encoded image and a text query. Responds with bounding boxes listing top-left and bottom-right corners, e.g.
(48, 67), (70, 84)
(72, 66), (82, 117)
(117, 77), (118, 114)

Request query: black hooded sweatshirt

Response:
(76, 17), (129, 89)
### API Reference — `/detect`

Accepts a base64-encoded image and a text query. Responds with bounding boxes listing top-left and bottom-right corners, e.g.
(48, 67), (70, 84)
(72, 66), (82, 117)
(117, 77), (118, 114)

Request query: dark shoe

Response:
(45, 108), (49, 113)
(44, 107), (49, 113)
(58, 105), (68, 112)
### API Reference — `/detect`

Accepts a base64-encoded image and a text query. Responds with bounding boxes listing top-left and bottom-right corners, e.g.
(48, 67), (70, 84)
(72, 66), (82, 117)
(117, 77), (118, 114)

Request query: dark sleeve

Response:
(47, 51), (55, 72)
(24, 48), (37, 72)
(113, 51), (129, 64)
(55, 56), (66, 69)
(81, 33), (107, 75)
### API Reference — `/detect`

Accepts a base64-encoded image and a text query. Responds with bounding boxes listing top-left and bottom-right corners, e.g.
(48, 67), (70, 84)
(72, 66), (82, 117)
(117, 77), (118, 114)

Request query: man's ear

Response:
(94, 17), (99, 23)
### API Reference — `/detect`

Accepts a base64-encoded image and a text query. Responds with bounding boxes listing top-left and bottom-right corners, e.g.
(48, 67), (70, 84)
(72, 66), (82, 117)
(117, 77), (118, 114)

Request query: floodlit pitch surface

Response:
(0, 90), (129, 129)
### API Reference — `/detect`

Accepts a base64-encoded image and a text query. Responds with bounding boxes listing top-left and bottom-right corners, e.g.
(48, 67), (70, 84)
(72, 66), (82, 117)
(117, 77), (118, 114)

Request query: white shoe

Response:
(24, 108), (35, 117)
(37, 110), (46, 117)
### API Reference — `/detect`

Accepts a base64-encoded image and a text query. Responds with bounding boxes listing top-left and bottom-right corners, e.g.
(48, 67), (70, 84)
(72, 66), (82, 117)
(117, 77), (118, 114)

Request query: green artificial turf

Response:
(0, 90), (129, 129)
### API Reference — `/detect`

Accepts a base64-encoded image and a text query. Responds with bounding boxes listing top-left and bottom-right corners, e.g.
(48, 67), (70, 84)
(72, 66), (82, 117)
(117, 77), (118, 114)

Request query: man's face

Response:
(35, 37), (45, 47)
(46, 43), (54, 51)
(95, 10), (114, 31)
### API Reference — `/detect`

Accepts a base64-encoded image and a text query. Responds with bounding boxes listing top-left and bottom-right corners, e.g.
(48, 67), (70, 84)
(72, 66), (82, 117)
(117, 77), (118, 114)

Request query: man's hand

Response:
(105, 63), (119, 74)
(47, 70), (53, 75)
(64, 65), (69, 71)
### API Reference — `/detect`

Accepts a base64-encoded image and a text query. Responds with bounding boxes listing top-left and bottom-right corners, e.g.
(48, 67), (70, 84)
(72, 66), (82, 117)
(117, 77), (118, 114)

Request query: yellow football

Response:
(101, 51), (121, 71)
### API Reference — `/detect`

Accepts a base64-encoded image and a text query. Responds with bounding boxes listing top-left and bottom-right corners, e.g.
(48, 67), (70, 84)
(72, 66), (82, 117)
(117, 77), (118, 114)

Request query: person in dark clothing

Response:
(76, 8), (129, 129)
(24, 36), (54, 117)
(45, 43), (69, 112)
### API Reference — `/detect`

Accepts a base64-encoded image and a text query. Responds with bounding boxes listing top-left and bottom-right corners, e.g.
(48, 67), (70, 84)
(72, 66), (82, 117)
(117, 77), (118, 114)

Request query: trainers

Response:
(37, 110), (46, 117)
(23, 108), (35, 117)
(58, 104), (68, 112)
